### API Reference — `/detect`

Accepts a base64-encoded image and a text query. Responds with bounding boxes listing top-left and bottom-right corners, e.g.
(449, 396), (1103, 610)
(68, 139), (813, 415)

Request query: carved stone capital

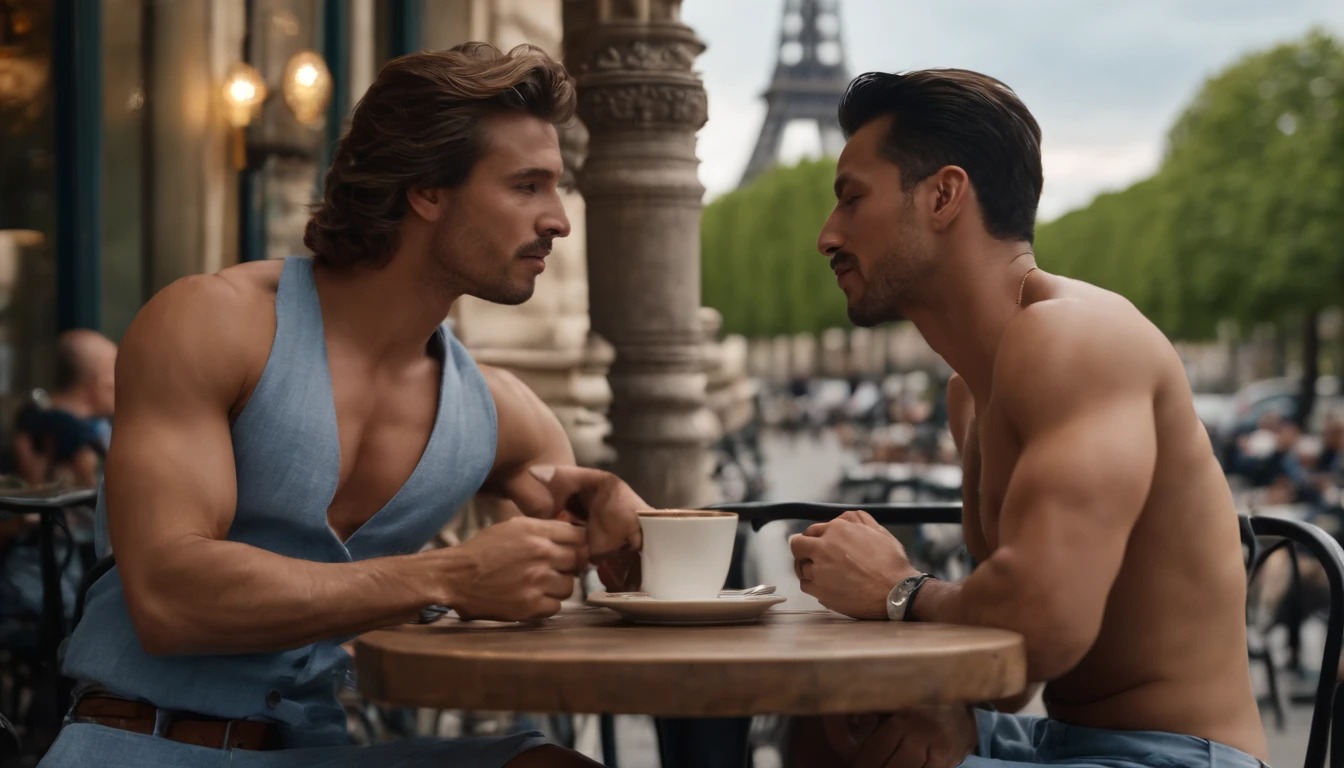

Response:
(563, 8), (706, 134)
(577, 81), (707, 133)
(573, 37), (700, 75)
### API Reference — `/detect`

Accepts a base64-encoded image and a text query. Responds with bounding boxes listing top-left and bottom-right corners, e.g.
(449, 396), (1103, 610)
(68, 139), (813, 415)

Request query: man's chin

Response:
(846, 302), (899, 328)
(473, 282), (535, 306)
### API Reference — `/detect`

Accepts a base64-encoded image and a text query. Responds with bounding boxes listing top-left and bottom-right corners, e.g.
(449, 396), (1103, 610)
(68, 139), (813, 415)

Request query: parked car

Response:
(1222, 375), (1342, 436)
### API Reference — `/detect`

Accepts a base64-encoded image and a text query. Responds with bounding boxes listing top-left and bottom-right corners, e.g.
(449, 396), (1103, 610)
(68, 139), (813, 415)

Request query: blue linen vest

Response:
(61, 256), (498, 747)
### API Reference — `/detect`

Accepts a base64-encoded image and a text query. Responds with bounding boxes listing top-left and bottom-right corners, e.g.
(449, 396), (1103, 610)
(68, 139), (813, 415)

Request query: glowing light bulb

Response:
(222, 62), (267, 128)
(282, 51), (332, 127)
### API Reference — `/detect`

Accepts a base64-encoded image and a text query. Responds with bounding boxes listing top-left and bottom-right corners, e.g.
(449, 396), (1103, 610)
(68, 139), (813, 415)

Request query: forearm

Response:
(124, 537), (456, 655)
(910, 553), (1094, 681)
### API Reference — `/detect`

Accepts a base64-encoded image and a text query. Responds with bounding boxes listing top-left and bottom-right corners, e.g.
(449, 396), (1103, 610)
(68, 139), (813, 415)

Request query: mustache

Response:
(515, 238), (554, 258)
(829, 251), (858, 272)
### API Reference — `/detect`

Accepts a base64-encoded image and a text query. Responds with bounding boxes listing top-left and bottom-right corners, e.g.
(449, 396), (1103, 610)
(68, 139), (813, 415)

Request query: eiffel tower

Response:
(739, 0), (851, 187)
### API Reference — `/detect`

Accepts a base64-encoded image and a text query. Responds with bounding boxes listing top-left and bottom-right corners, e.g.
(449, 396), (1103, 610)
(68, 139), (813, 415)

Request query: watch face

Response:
(887, 575), (927, 621)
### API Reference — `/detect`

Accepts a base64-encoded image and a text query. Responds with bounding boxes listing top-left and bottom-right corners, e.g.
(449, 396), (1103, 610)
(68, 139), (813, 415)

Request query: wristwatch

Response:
(886, 573), (934, 621)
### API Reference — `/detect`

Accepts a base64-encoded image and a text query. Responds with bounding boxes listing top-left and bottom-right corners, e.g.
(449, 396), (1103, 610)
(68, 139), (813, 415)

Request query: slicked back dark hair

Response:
(838, 69), (1044, 243)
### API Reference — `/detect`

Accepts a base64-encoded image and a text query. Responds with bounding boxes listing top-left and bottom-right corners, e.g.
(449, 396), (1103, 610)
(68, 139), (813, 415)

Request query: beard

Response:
(843, 217), (933, 327)
(431, 227), (546, 306)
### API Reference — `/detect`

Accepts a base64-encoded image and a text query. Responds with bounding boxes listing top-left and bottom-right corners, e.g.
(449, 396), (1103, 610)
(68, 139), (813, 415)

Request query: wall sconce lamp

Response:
(222, 61), (267, 169)
(221, 51), (332, 170)
(282, 50), (332, 127)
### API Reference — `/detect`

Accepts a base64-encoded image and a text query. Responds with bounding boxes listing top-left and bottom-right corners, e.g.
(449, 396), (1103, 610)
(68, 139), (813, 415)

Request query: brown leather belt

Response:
(71, 695), (283, 751)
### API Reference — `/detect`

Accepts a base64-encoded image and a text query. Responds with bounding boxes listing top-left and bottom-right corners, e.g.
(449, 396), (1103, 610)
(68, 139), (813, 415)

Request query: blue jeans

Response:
(38, 722), (549, 767)
(966, 710), (1270, 767)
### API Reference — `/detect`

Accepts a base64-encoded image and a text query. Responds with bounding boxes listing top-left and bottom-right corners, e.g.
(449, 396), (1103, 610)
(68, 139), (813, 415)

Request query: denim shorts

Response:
(965, 710), (1270, 767)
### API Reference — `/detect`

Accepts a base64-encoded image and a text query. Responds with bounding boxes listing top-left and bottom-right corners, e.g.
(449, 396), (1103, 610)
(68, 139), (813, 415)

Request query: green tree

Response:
(1038, 28), (1344, 417)
(701, 158), (845, 337)
(1160, 28), (1344, 417)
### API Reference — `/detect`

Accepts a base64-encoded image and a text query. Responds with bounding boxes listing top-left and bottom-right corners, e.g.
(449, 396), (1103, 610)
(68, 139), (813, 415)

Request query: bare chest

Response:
(324, 354), (442, 543)
(962, 404), (1021, 552)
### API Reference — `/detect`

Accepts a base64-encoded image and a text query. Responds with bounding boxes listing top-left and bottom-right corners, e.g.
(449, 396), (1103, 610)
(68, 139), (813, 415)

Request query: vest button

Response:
(265, 689), (282, 708)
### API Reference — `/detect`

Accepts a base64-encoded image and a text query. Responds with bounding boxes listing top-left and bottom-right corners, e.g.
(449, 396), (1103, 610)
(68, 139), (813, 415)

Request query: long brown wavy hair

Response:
(303, 42), (576, 268)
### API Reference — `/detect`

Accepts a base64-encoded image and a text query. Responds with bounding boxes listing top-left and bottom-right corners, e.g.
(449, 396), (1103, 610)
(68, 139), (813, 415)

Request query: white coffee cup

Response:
(637, 510), (738, 601)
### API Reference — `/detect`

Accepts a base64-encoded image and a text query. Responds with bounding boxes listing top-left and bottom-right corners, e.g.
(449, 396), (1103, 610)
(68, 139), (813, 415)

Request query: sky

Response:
(681, 0), (1344, 221)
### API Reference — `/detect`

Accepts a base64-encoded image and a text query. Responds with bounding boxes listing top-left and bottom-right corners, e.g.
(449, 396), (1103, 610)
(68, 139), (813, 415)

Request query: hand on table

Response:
(824, 705), (979, 768)
(441, 516), (588, 621)
(528, 464), (644, 592)
(790, 510), (920, 620)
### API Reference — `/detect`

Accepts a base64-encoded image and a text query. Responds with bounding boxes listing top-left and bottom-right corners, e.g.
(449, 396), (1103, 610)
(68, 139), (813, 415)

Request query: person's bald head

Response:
(54, 329), (118, 417)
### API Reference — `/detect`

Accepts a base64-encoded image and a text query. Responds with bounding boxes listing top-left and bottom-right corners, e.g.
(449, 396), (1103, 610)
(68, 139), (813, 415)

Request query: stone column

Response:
(563, 0), (719, 509)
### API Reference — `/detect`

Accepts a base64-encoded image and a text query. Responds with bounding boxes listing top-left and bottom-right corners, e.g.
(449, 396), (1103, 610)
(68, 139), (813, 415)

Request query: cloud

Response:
(683, 0), (1344, 216)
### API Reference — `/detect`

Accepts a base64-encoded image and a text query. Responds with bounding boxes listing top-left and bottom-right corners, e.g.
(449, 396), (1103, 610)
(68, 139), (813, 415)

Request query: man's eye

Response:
(843, 195), (860, 208)
(518, 183), (537, 193)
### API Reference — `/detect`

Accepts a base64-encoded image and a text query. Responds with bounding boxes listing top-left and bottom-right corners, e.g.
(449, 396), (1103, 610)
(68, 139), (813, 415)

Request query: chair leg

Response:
(1331, 683), (1344, 768)
(1261, 648), (1286, 731)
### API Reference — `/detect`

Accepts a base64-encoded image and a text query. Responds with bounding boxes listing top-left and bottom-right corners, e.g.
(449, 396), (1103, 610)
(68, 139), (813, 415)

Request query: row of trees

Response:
(701, 29), (1344, 392)
(700, 158), (849, 337)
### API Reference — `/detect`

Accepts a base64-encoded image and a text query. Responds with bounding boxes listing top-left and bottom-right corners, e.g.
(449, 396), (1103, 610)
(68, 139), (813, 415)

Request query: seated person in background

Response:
(0, 330), (115, 623)
(12, 329), (117, 490)
(788, 69), (1268, 768)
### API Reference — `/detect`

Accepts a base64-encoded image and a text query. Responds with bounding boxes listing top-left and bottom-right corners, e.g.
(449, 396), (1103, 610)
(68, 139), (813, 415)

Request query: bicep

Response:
(996, 393), (1157, 591)
(103, 281), (247, 591)
(480, 364), (574, 516)
(483, 364), (574, 478)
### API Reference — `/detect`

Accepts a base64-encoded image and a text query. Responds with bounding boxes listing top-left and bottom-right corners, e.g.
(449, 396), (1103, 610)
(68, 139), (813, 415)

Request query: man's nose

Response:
(540, 202), (571, 239)
(817, 215), (843, 258)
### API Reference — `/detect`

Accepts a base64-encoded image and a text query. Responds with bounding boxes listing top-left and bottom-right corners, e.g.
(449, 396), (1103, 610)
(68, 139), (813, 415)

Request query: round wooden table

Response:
(354, 608), (1026, 716)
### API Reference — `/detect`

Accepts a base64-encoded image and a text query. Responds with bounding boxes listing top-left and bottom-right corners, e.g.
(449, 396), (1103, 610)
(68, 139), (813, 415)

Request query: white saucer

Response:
(586, 591), (788, 626)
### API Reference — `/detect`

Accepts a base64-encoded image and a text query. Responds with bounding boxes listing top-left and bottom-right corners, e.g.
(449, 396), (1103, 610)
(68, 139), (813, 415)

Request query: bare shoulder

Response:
(480, 364), (539, 414)
(120, 261), (282, 412)
(994, 292), (1172, 425)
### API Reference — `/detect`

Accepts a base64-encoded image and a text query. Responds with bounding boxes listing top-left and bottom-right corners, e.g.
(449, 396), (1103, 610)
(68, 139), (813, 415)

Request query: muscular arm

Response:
(946, 374), (1038, 711)
(476, 365), (577, 521)
(110, 276), (462, 656)
(913, 305), (1160, 682)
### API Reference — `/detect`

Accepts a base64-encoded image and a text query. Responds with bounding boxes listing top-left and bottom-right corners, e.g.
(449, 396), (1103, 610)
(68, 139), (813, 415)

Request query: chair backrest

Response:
(1246, 515), (1344, 768)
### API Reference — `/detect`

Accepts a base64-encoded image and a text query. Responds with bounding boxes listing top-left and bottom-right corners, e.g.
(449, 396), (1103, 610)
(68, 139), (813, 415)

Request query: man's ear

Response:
(925, 166), (971, 234)
(407, 187), (445, 222)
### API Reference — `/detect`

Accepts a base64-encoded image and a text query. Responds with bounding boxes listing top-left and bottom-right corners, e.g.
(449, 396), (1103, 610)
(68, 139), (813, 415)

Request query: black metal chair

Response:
(1243, 515), (1344, 768)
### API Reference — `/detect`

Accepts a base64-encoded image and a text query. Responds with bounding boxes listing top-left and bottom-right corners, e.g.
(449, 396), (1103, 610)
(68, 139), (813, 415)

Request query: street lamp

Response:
(282, 49), (332, 127)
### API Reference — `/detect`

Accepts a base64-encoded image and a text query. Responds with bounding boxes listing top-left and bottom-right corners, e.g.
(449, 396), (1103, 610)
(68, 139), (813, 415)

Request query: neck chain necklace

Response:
(1016, 262), (1038, 308)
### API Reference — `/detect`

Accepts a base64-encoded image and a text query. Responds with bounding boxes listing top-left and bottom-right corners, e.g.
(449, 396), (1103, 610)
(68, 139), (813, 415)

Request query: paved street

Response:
(576, 428), (1317, 766)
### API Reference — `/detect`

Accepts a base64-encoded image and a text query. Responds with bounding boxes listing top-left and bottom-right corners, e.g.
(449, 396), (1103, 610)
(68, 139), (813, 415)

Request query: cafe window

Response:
(0, 0), (57, 407)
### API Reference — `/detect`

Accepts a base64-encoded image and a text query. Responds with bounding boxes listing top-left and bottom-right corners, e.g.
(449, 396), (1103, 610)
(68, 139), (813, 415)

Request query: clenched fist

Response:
(436, 516), (588, 621)
(790, 510), (920, 620)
